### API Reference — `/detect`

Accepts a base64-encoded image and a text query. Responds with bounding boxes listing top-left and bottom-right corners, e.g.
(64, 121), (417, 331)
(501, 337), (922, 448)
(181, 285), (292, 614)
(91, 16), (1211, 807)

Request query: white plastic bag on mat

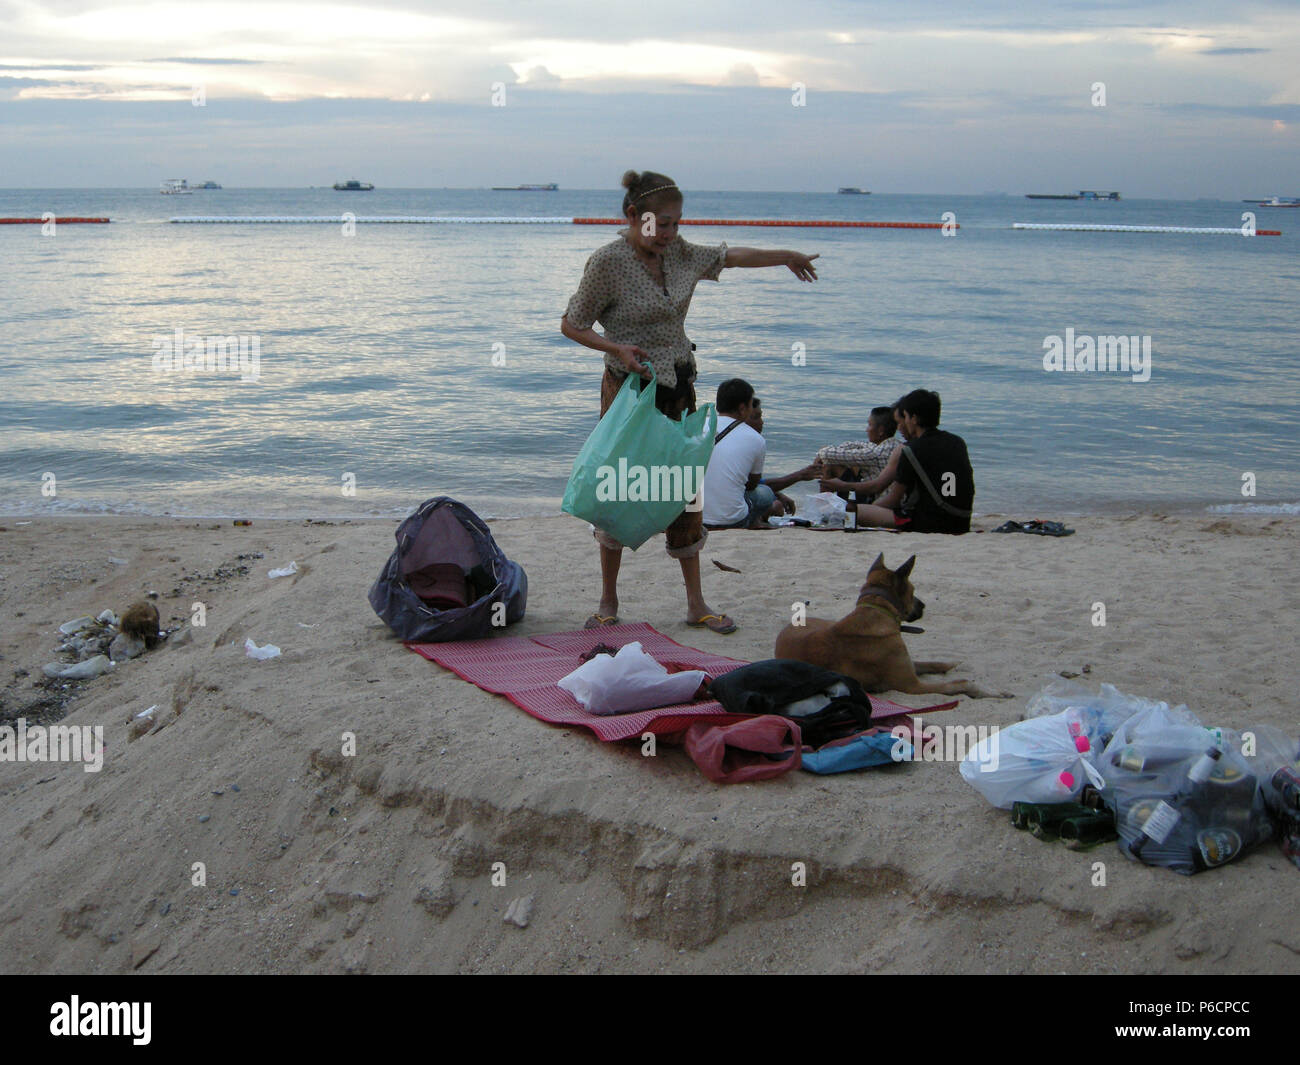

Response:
(557, 642), (706, 716)
(960, 708), (1106, 809)
(804, 492), (847, 527)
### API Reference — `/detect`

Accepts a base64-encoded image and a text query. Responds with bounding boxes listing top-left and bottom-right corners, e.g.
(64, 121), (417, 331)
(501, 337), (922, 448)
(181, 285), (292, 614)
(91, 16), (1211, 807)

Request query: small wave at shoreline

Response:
(6, 494), (1299, 523)
(1205, 501), (1300, 515)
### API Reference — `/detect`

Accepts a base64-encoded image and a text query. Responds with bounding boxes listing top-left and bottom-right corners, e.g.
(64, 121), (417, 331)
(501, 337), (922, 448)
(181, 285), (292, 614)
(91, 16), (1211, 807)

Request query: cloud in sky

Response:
(146, 56), (267, 65)
(0, 0), (1296, 194)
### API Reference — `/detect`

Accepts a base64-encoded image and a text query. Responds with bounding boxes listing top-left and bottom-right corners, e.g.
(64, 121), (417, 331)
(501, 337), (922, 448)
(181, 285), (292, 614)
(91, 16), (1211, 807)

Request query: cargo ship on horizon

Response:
(1026, 190), (1121, 200)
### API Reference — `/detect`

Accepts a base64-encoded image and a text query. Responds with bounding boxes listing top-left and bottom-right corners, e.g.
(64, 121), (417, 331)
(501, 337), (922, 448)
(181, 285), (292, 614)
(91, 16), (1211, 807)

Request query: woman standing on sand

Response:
(561, 169), (819, 634)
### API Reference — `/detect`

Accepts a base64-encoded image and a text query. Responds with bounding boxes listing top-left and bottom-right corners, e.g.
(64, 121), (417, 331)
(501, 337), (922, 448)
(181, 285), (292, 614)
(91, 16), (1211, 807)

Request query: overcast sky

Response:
(1, 0), (1296, 196)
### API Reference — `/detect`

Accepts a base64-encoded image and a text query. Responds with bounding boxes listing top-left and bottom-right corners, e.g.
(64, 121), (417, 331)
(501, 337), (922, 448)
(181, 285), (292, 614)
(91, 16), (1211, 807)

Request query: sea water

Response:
(2, 188), (1296, 519)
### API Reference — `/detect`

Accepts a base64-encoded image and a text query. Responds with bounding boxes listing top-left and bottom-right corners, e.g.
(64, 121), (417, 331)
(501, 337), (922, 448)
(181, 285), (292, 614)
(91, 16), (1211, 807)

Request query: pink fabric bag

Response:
(684, 716), (803, 784)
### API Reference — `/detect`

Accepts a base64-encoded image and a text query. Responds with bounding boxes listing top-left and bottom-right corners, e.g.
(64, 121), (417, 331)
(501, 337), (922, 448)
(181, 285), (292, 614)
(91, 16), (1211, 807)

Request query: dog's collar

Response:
(856, 587), (907, 622)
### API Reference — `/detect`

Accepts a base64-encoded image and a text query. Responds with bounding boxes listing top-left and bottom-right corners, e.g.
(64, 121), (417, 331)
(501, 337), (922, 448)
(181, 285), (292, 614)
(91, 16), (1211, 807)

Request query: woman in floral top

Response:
(561, 169), (819, 633)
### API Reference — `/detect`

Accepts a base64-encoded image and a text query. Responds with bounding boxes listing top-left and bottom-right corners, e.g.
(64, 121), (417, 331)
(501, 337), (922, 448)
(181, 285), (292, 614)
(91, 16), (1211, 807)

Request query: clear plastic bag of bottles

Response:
(1100, 712), (1274, 875)
(1024, 678), (1193, 755)
(1242, 724), (1300, 871)
(961, 681), (1191, 812)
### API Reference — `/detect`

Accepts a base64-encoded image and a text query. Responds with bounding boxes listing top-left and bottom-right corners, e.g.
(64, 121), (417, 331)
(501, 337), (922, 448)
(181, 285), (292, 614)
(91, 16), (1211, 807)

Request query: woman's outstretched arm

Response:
(723, 247), (819, 280)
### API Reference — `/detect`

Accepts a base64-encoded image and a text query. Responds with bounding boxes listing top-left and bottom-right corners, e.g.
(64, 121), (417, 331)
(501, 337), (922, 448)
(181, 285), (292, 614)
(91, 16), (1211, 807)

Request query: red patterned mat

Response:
(407, 622), (956, 742)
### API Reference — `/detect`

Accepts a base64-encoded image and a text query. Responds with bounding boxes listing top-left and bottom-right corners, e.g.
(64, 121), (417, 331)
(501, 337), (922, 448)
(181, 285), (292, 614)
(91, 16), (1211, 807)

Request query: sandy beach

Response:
(0, 510), (1296, 974)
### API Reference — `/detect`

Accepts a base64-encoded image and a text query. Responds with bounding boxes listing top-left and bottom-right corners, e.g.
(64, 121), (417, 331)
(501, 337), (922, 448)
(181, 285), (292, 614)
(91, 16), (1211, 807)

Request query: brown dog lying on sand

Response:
(774, 554), (1010, 698)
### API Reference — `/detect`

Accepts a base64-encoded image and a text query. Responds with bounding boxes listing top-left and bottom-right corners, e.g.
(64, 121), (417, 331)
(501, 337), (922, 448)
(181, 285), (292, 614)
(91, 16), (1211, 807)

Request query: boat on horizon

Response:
(1244, 196), (1300, 207)
(837, 187), (871, 195)
(1026, 190), (1120, 200)
(196, 180), (222, 189)
(333, 180), (375, 191)
(491, 183), (558, 191)
(160, 179), (191, 195)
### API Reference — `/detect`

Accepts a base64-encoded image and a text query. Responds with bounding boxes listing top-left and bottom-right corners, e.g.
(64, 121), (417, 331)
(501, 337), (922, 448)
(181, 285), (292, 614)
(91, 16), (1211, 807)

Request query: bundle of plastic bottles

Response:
(962, 678), (1300, 876)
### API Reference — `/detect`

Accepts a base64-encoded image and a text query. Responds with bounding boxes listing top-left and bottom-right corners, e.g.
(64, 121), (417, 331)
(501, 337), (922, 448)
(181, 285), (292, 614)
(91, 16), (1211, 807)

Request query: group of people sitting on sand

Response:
(701, 381), (975, 537)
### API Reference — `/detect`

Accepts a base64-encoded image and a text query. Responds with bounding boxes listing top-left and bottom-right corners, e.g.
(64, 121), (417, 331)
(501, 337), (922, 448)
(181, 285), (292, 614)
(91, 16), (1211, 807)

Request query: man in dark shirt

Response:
(848, 390), (974, 534)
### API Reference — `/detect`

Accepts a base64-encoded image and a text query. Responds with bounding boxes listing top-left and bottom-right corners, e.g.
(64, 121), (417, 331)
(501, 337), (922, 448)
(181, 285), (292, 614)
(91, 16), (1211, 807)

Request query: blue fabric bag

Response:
(561, 369), (717, 550)
(801, 733), (912, 775)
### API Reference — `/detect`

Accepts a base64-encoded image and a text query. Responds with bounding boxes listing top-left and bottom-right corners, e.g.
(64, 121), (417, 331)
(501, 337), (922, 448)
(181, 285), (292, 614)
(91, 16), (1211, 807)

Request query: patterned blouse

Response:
(564, 233), (729, 389)
(817, 437), (900, 480)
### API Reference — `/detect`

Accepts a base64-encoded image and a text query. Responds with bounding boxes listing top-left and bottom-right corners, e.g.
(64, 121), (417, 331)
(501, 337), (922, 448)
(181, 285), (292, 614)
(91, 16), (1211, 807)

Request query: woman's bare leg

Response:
(851, 502), (901, 528)
(679, 554), (733, 626)
(597, 544), (622, 618)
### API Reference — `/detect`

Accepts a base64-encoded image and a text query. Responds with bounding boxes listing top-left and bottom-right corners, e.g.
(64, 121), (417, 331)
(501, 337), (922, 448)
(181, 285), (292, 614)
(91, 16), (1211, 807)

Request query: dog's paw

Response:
(965, 685), (1016, 700)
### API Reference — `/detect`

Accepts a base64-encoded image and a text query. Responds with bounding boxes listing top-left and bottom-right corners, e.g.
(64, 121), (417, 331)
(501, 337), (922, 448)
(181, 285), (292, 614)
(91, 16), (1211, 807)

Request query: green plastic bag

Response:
(562, 369), (717, 550)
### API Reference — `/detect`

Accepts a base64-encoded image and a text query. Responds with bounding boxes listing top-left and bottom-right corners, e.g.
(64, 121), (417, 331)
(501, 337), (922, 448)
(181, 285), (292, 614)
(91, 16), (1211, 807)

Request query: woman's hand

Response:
(613, 344), (652, 379)
(786, 253), (819, 282)
(819, 477), (847, 492)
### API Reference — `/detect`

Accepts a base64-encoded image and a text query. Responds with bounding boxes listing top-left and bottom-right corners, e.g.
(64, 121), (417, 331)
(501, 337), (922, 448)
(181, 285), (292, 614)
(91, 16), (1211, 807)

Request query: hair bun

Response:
(621, 169), (640, 189)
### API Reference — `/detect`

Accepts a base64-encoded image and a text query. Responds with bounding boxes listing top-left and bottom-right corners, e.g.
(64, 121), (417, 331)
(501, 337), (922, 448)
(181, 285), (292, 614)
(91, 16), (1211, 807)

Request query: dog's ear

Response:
(868, 553), (885, 574)
(895, 555), (916, 581)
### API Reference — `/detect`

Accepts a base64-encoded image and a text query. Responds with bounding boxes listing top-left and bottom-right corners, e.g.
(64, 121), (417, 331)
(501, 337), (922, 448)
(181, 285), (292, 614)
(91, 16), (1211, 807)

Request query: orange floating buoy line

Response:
(0, 217), (111, 224)
(572, 217), (954, 229)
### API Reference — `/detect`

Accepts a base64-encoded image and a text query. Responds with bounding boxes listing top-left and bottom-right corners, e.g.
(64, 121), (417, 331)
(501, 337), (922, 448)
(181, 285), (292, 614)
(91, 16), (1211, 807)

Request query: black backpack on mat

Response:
(707, 659), (875, 749)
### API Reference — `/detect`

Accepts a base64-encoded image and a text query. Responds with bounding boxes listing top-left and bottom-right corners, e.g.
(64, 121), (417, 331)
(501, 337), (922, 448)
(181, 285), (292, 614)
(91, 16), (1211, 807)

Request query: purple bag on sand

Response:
(368, 496), (527, 643)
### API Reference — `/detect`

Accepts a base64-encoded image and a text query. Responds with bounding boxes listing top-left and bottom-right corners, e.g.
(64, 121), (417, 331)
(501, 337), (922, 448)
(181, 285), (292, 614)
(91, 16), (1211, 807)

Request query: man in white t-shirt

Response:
(702, 379), (819, 529)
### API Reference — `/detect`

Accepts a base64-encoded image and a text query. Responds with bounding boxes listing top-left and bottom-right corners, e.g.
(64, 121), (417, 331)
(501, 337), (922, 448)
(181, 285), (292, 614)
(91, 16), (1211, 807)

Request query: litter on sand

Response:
(43, 655), (115, 680)
(961, 677), (1300, 875)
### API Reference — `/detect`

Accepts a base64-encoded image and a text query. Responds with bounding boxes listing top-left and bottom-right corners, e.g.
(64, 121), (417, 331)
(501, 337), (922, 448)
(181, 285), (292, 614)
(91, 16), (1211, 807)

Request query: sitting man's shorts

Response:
(706, 484), (776, 530)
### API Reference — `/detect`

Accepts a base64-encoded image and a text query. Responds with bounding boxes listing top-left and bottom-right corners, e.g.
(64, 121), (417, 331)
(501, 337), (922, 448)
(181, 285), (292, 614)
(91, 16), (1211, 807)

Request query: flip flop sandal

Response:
(686, 614), (738, 635)
(992, 519), (1076, 536)
(1025, 520), (1075, 536)
(583, 614), (620, 629)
